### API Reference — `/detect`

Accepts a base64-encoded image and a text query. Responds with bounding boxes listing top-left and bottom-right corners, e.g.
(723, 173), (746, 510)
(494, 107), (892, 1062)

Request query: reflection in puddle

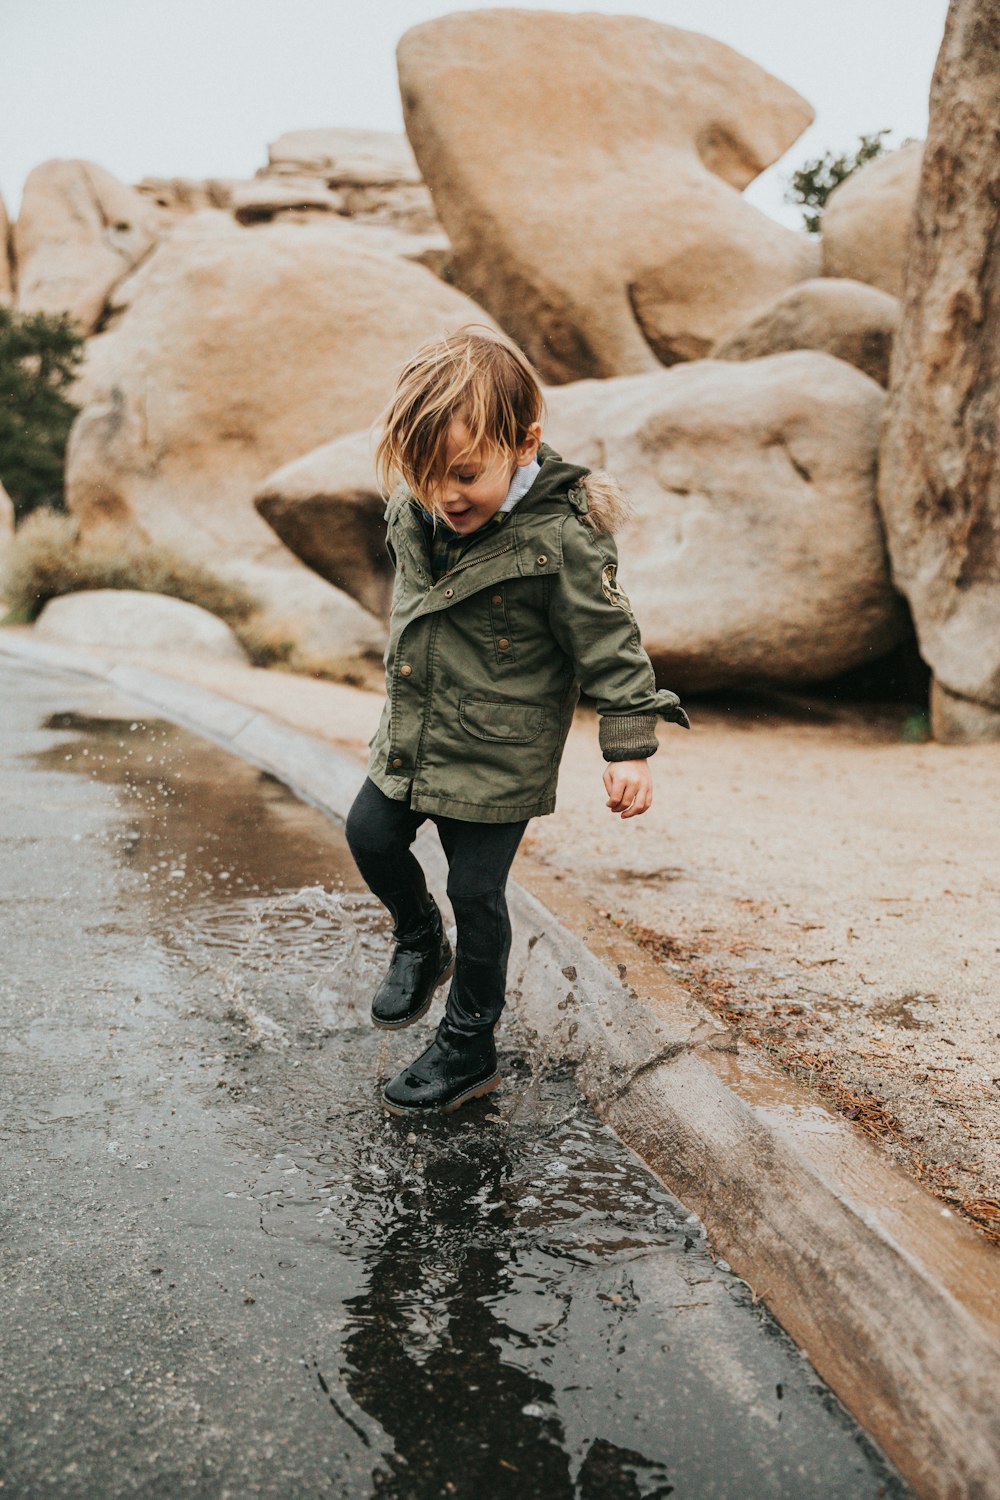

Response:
(261, 1069), (687, 1499)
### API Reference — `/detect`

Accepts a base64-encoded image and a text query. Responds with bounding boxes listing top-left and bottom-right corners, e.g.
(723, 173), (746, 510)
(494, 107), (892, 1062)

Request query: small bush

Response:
(0, 308), (84, 521)
(0, 510), (259, 625)
(0, 511), (386, 688)
(785, 130), (893, 234)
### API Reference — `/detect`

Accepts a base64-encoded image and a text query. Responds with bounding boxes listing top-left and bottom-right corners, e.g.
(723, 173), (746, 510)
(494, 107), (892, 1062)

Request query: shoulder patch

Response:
(601, 562), (633, 612)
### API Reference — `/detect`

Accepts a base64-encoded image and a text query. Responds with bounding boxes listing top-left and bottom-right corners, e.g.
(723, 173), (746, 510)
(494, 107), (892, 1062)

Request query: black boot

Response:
(370, 902), (454, 1030)
(382, 1021), (500, 1115)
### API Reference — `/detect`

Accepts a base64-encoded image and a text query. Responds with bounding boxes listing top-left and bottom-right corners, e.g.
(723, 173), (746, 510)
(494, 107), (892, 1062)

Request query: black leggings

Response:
(344, 778), (528, 1037)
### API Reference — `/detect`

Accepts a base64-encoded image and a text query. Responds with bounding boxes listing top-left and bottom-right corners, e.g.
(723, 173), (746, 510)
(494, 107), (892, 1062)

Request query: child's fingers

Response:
(619, 790), (651, 819)
(604, 777), (628, 810)
(606, 782), (651, 816)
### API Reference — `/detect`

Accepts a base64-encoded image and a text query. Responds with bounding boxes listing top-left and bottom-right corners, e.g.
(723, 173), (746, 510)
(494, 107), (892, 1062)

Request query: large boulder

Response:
(712, 278), (900, 386)
(256, 352), (906, 689)
(65, 219), (489, 663)
(397, 10), (817, 382)
(196, 557), (386, 669)
(549, 355), (906, 688)
(85, 209), (240, 345)
(878, 2), (1000, 741)
(35, 589), (250, 662)
(0, 193), (12, 305)
(822, 142), (923, 298)
(14, 159), (160, 333)
(255, 431), (390, 620)
(67, 219), (489, 552)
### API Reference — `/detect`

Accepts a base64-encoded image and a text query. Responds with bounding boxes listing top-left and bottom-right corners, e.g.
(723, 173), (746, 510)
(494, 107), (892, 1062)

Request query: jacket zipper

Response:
(439, 543), (515, 582)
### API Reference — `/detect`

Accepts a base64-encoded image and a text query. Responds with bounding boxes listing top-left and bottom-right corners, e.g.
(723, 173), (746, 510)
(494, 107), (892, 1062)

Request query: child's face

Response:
(431, 416), (541, 534)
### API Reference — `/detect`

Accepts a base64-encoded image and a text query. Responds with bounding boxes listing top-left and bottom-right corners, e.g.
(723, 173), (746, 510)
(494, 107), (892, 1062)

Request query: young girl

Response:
(345, 327), (688, 1117)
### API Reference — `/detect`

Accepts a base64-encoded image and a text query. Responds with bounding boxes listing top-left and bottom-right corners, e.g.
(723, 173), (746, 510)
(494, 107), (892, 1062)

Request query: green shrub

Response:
(785, 130), (893, 234)
(0, 308), (84, 521)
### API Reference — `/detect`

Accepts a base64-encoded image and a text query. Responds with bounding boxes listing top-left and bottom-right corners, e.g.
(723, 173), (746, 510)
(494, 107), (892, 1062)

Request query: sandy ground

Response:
(527, 694), (1000, 1234)
(14, 639), (1000, 1240)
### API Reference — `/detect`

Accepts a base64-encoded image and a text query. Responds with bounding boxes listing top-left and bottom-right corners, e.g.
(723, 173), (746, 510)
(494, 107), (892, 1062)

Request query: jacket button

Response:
(492, 594), (502, 606)
(400, 664), (412, 677)
(537, 554), (548, 566)
(444, 587), (454, 598)
(391, 757), (403, 769)
(498, 637), (510, 650)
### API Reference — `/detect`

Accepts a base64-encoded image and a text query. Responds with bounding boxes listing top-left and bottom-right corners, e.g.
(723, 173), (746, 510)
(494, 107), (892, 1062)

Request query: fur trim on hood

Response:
(579, 470), (632, 534)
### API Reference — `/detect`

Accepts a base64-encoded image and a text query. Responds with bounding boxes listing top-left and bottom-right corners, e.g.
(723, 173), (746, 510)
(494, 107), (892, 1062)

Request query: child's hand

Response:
(603, 759), (652, 819)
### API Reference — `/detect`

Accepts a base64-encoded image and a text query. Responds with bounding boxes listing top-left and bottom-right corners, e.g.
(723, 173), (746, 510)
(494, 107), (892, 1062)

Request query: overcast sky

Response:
(2, 0), (948, 227)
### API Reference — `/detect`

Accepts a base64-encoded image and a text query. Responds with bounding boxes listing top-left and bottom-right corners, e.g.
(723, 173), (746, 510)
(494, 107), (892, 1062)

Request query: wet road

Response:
(0, 660), (909, 1499)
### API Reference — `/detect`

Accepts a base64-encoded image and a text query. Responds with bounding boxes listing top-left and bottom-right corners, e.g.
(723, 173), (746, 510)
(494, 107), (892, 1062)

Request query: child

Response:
(345, 327), (688, 1117)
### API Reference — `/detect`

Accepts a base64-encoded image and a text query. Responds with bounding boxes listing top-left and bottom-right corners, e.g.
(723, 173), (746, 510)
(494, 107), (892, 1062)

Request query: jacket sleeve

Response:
(546, 518), (689, 760)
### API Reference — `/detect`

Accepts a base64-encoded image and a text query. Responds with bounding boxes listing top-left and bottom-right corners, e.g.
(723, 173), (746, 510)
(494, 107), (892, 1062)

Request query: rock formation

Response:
(129, 130), (448, 278)
(230, 178), (347, 225)
(262, 128), (438, 233)
(397, 10), (817, 382)
(822, 141), (923, 298)
(878, 1), (1000, 741)
(256, 352), (905, 689)
(712, 278), (900, 387)
(133, 130), (441, 240)
(14, 159), (159, 333)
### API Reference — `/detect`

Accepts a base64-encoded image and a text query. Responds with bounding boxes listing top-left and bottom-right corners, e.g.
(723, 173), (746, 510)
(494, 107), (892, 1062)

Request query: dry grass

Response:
(235, 612), (385, 689)
(0, 511), (384, 689)
(1, 510), (258, 627)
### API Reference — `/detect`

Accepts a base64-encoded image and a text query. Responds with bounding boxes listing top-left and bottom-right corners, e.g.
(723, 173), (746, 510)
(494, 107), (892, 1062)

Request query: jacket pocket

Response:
(459, 697), (546, 744)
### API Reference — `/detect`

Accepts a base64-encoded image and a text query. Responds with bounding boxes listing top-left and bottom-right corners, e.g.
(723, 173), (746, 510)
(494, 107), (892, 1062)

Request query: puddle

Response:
(3, 669), (909, 1500)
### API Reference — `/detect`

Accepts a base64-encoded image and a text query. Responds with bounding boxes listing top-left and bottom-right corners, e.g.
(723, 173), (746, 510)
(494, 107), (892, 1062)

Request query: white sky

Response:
(1, 0), (948, 227)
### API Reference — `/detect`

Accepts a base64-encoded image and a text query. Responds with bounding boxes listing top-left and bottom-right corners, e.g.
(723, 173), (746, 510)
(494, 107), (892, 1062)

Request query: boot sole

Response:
(383, 1069), (501, 1118)
(370, 956), (455, 1031)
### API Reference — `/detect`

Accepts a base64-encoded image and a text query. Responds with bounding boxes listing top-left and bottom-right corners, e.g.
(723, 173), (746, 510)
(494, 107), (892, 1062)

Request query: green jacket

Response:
(367, 445), (689, 823)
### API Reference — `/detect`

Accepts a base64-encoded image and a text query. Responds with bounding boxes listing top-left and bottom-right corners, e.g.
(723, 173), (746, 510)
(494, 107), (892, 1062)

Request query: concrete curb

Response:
(6, 631), (999, 1499)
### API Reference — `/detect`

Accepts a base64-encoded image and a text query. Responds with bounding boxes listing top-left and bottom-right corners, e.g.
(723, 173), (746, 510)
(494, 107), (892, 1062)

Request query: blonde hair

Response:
(374, 326), (545, 519)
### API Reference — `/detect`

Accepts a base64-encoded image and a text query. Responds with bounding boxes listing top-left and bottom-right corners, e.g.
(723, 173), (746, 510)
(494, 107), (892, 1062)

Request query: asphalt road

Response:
(0, 660), (910, 1499)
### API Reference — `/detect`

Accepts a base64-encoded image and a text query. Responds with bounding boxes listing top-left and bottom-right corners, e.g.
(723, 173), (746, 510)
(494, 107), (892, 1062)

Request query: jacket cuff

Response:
(653, 689), (691, 730)
(599, 692), (691, 761)
(600, 713), (659, 762)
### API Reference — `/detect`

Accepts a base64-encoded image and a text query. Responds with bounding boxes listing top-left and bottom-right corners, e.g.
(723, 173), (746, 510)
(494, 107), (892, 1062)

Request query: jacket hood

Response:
(531, 444), (631, 535)
(578, 469), (631, 535)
